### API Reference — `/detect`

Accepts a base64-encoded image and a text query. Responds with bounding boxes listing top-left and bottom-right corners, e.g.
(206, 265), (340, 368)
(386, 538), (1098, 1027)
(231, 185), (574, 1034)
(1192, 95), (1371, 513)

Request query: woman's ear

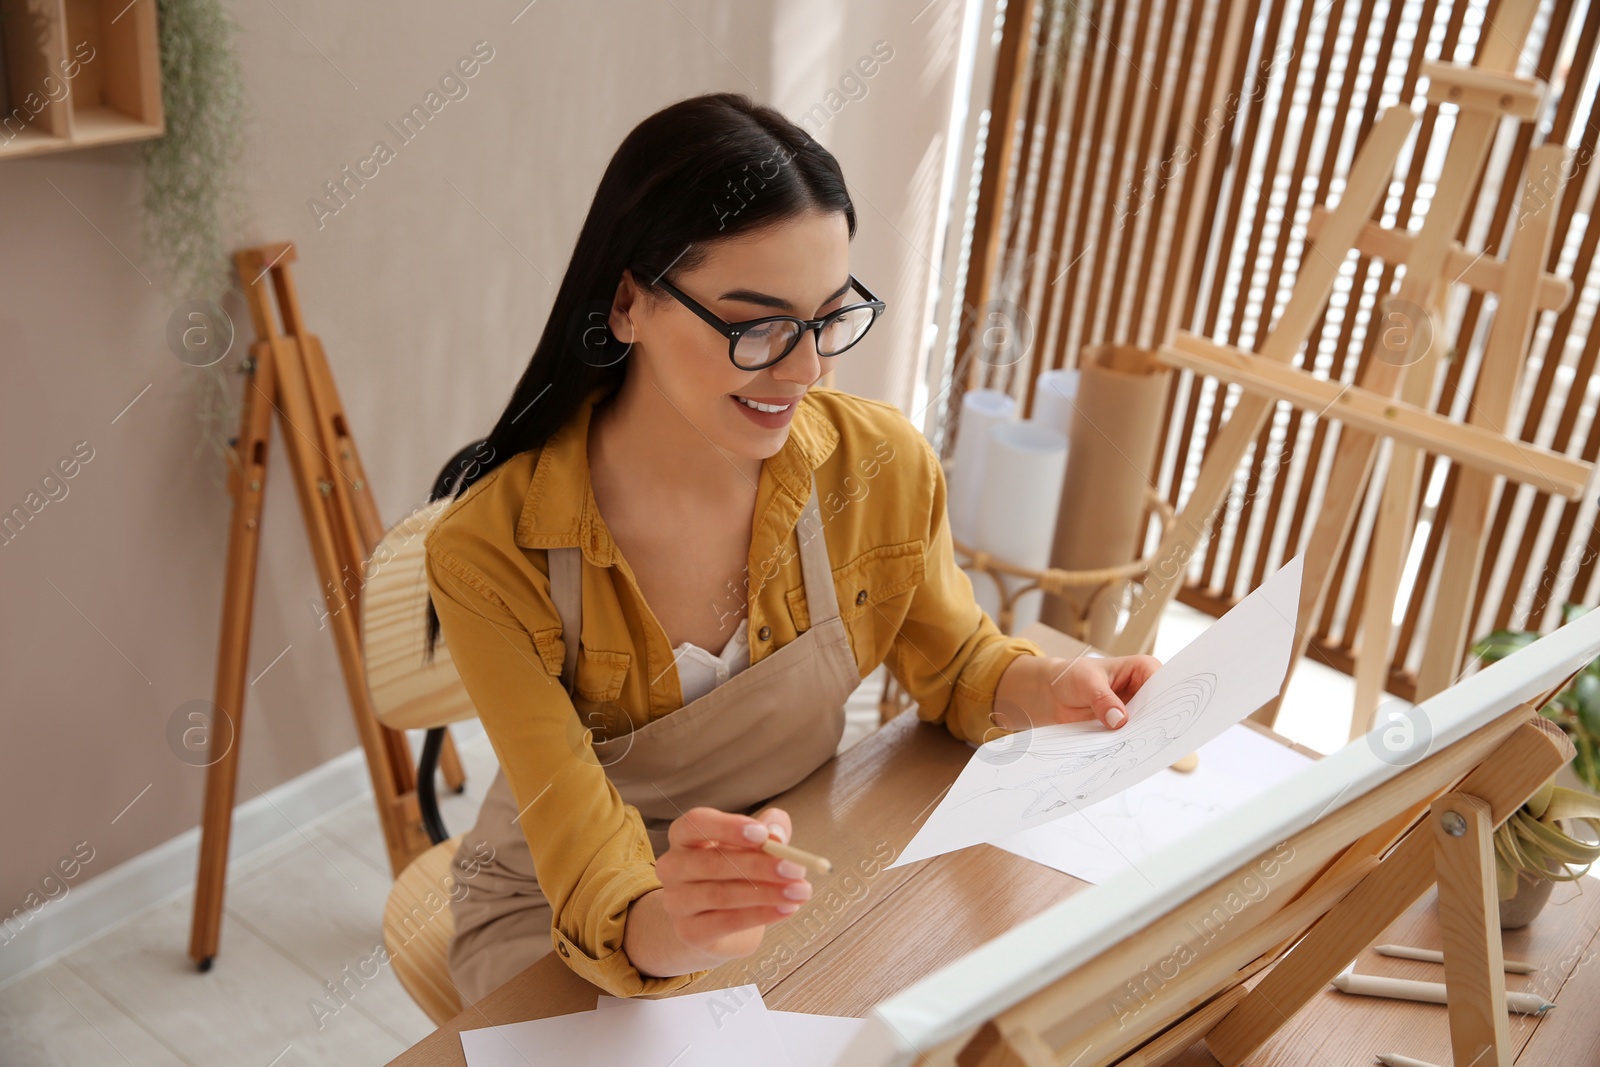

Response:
(610, 270), (640, 344)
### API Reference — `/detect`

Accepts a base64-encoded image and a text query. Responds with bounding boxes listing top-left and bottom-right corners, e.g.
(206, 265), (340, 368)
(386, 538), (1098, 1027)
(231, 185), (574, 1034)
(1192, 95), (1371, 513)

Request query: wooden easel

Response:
(939, 668), (1582, 1067)
(1151, 139), (1581, 741)
(1344, 134), (1574, 734)
(1110, 0), (1591, 739)
(187, 242), (466, 970)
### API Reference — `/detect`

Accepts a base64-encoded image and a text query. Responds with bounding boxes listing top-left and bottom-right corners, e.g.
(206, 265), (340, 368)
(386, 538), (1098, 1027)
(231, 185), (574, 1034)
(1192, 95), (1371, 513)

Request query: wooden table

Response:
(386, 627), (1600, 1066)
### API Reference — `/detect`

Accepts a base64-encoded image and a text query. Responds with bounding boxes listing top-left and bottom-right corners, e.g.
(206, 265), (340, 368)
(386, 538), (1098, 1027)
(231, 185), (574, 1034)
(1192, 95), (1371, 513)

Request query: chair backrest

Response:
(359, 440), (490, 732)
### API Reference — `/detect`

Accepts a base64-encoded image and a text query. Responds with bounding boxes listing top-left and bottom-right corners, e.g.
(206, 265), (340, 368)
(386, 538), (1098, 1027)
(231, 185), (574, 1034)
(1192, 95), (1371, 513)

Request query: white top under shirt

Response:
(672, 621), (752, 704)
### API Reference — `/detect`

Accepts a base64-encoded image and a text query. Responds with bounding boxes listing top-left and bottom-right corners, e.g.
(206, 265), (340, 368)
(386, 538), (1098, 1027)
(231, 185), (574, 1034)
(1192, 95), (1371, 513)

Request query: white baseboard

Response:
(0, 722), (485, 991)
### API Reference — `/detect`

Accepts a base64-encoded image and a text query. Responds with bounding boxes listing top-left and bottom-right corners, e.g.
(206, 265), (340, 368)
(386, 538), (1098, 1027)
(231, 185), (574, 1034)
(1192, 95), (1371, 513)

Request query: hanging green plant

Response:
(142, 0), (245, 298)
(141, 0), (248, 489)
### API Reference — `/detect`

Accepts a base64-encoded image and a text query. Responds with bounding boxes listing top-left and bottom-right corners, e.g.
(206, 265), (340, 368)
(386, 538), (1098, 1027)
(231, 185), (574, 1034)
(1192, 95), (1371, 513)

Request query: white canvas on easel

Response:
(830, 604), (1600, 1067)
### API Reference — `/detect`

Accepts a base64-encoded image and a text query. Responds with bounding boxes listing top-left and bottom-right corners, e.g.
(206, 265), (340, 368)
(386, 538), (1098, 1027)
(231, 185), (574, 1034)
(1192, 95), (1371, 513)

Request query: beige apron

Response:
(447, 475), (861, 1003)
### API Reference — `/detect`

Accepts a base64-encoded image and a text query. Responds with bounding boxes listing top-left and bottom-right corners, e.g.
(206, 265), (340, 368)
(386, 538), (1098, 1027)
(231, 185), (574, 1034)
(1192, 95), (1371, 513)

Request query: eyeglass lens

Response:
(732, 305), (877, 369)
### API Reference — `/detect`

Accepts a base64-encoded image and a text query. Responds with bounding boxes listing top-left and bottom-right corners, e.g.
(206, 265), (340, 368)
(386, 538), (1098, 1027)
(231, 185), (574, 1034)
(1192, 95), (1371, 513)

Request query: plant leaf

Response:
(1526, 777), (1558, 819)
(1470, 629), (1538, 664)
(1581, 689), (1600, 738)
(1497, 857), (1518, 900)
(1541, 787), (1600, 824)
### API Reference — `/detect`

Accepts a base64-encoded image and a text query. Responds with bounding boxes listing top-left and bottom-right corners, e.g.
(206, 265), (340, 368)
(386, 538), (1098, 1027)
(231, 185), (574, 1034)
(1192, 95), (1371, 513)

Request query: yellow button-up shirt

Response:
(423, 383), (1044, 996)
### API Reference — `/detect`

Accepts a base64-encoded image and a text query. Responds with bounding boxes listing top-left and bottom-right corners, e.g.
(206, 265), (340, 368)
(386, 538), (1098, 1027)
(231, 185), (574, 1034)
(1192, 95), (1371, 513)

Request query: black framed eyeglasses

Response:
(654, 273), (886, 371)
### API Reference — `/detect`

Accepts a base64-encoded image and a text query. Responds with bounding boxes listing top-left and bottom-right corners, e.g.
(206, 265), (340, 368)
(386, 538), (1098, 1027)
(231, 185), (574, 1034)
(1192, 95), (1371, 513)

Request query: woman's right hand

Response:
(653, 805), (812, 960)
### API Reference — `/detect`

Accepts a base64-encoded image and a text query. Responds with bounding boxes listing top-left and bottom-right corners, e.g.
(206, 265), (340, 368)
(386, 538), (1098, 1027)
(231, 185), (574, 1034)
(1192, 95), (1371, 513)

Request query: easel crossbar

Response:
(1155, 333), (1589, 498)
(1302, 209), (1571, 311)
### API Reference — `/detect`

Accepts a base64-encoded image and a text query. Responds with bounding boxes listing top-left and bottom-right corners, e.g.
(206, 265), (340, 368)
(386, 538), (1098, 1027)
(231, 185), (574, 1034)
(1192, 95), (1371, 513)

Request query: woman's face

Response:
(612, 209), (854, 462)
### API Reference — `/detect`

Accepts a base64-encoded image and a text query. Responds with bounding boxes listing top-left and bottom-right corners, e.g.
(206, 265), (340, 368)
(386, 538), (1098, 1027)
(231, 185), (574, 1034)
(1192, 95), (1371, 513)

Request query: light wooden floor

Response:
(0, 605), (1372, 1066)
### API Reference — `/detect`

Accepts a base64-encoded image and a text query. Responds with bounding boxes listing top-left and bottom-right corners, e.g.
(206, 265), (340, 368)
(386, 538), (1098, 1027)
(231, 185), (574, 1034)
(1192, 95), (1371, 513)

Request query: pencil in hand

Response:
(760, 835), (833, 876)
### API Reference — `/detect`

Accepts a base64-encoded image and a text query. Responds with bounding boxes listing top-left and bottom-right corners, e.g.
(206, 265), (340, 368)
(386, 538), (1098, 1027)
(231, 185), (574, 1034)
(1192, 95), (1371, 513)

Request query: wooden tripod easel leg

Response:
(1411, 145), (1572, 703)
(1347, 266), (1448, 740)
(188, 337), (277, 971)
(302, 335), (466, 791)
(1348, 109), (1562, 740)
(268, 262), (466, 794)
(1431, 792), (1512, 1066)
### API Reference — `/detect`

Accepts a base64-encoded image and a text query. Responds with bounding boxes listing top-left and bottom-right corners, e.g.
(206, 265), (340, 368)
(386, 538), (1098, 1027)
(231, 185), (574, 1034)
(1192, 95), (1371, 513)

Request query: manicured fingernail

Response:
(767, 823), (788, 844)
(783, 881), (812, 901)
(777, 859), (806, 879)
(775, 902), (801, 914)
(743, 823), (769, 843)
(1106, 708), (1126, 728)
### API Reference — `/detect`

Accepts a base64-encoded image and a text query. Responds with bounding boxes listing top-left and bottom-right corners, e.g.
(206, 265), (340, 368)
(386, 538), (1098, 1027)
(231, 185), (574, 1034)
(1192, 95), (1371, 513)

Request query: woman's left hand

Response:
(994, 653), (1162, 734)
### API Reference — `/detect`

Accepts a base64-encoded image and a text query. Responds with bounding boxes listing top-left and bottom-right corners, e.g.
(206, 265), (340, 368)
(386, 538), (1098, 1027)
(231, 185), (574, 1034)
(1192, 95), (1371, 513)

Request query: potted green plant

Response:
(1470, 603), (1600, 927)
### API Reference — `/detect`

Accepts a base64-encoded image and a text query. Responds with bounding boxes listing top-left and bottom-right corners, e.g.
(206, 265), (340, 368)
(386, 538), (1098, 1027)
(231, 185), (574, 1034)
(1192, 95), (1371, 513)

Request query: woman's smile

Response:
(729, 391), (802, 428)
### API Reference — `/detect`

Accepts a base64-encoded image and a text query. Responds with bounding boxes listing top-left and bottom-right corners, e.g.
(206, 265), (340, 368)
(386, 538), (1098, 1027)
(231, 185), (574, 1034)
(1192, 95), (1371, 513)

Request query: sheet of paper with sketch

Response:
(888, 554), (1305, 870)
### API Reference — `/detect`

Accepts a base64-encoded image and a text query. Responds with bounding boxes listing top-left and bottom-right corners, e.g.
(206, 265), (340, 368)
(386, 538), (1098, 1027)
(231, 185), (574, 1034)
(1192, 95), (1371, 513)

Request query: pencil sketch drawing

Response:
(959, 672), (1218, 817)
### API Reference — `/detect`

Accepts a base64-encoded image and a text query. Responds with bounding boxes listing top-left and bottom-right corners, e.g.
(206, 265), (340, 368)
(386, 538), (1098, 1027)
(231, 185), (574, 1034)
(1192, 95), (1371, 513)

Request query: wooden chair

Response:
(361, 441), (491, 1025)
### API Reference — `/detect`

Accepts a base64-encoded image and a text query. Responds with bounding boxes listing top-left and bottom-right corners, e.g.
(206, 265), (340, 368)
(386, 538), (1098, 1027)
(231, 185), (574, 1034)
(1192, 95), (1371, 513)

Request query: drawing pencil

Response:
(1373, 943), (1535, 974)
(1332, 969), (1554, 1015)
(761, 837), (833, 876)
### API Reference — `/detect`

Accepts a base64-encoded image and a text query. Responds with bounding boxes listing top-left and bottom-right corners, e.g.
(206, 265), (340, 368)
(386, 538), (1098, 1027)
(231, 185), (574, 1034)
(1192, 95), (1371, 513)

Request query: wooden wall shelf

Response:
(0, 0), (163, 160)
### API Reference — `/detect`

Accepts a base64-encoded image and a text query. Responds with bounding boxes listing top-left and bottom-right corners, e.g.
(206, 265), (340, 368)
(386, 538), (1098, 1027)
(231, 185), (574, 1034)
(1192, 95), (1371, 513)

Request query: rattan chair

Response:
(360, 441), (490, 1024)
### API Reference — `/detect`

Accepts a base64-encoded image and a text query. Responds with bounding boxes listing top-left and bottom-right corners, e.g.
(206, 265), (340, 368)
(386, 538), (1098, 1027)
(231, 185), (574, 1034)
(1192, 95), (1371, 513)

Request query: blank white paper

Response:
(460, 986), (799, 1067)
(888, 554), (1304, 869)
(581, 984), (795, 1067)
(990, 723), (1314, 883)
(458, 1008), (603, 1067)
(594, 991), (864, 1066)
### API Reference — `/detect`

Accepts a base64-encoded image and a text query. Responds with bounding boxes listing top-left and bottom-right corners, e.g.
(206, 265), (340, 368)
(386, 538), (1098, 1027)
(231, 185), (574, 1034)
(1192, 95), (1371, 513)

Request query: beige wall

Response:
(0, 0), (972, 921)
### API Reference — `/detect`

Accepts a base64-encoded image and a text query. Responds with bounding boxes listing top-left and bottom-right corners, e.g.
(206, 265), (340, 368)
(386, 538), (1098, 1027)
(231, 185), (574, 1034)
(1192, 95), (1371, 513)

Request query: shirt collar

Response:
(515, 382), (840, 565)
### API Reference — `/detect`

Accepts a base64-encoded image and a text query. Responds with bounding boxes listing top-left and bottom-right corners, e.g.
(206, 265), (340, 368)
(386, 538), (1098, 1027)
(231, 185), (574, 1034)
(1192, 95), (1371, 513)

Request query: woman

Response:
(421, 91), (1161, 1005)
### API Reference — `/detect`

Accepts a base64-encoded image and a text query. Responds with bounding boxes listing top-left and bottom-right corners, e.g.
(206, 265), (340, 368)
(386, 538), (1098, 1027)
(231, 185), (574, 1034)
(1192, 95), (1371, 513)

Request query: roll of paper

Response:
(947, 389), (1016, 547)
(1031, 368), (1080, 442)
(1041, 354), (1168, 647)
(971, 420), (1069, 632)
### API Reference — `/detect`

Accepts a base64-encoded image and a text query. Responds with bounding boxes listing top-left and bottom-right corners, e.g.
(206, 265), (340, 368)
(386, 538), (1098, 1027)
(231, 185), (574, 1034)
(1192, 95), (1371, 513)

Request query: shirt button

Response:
(758, 625), (771, 641)
(855, 589), (868, 605)
(557, 941), (569, 957)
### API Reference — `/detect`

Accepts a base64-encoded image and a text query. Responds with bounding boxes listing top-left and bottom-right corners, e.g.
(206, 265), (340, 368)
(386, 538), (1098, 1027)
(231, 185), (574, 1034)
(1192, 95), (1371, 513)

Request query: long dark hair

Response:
(424, 92), (857, 662)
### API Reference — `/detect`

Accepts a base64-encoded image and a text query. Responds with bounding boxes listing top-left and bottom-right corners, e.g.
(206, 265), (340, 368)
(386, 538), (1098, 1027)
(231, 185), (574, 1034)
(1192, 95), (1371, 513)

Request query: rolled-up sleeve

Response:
(887, 432), (1044, 746)
(423, 544), (709, 996)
